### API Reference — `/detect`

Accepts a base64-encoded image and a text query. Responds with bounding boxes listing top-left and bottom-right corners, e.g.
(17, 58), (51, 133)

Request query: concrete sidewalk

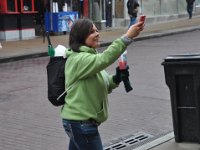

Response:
(134, 132), (200, 150)
(1, 15), (200, 63)
(1, 15), (200, 150)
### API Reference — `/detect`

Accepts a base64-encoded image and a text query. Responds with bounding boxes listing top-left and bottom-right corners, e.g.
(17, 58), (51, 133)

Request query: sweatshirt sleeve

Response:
(76, 38), (127, 79)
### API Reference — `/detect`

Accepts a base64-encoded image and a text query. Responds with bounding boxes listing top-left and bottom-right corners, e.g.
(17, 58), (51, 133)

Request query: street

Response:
(0, 30), (200, 150)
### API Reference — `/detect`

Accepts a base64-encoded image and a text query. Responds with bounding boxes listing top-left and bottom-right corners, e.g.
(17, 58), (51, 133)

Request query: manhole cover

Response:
(104, 132), (153, 150)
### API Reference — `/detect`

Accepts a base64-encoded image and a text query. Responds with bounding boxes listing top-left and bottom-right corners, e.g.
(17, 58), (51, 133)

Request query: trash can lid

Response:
(164, 53), (200, 62)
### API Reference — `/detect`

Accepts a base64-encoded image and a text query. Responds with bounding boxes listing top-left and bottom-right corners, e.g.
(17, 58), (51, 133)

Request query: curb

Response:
(134, 26), (200, 41)
(0, 52), (47, 64)
(0, 26), (200, 64)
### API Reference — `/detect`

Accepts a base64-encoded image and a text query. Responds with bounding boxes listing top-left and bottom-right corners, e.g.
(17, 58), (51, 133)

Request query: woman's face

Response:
(85, 24), (100, 48)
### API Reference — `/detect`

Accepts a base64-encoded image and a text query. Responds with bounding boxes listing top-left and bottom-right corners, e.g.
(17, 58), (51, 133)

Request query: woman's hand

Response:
(125, 21), (144, 39)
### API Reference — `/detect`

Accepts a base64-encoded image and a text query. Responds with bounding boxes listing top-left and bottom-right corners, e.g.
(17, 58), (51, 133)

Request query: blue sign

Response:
(45, 12), (79, 32)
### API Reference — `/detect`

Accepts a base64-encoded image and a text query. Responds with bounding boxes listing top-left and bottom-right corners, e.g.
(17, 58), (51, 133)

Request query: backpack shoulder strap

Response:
(56, 81), (79, 100)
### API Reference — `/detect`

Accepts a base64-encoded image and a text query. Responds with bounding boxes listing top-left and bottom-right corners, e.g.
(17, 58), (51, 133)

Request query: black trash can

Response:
(162, 54), (200, 143)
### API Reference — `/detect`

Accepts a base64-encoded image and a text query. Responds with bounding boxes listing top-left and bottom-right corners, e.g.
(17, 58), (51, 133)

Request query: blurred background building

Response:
(1, 0), (200, 41)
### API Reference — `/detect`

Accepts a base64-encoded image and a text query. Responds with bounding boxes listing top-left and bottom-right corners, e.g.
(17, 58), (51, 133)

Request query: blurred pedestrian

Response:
(61, 18), (144, 150)
(106, 0), (112, 27)
(127, 0), (140, 28)
(186, 0), (195, 19)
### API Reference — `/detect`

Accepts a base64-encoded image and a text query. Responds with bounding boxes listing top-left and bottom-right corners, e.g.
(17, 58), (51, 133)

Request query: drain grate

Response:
(104, 132), (153, 150)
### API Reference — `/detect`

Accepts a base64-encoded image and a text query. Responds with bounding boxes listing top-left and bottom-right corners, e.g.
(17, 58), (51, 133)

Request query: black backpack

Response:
(46, 32), (67, 106)
(46, 57), (67, 106)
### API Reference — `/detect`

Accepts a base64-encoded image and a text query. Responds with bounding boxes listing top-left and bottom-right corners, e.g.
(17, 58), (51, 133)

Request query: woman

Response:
(61, 18), (144, 150)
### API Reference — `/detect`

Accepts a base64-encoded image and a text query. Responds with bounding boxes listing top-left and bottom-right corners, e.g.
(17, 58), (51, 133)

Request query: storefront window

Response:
(140, 0), (188, 16)
(177, 0), (187, 14)
(91, 0), (106, 21)
(197, 0), (200, 5)
(8, 0), (16, 12)
(23, 0), (32, 11)
(65, 0), (72, 11)
(71, 0), (83, 17)
(92, 0), (100, 21)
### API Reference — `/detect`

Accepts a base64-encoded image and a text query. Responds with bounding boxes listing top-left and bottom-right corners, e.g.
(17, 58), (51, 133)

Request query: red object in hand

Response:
(118, 51), (127, 70)
(118, 61), (127, 70)
(139, 15), (146, 22)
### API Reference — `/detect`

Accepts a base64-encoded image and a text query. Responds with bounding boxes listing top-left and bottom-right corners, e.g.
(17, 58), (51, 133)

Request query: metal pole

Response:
(100, 0), (102, 20)
(103, 0), (106, 20)
(177, 0), (179, 14)
(50, 0), (53, 31)
(160, 0), (162, 15)
(140, 0), (143, 14)
(90, 0), (92, 16)
(112, 0), (115, 27)
(70, 0), (72, 11)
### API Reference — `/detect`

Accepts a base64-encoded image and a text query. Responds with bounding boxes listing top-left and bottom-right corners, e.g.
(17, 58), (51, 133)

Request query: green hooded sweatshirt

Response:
(60, 38), (126, 123)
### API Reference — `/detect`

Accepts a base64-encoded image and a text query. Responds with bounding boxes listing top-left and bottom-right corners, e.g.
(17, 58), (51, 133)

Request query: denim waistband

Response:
(63, 119), (101, 126)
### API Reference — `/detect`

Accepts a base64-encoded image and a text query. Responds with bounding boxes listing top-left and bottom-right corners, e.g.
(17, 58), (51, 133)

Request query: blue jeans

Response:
(62, 119), (103, 150)
(129, 17), (136, 28)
